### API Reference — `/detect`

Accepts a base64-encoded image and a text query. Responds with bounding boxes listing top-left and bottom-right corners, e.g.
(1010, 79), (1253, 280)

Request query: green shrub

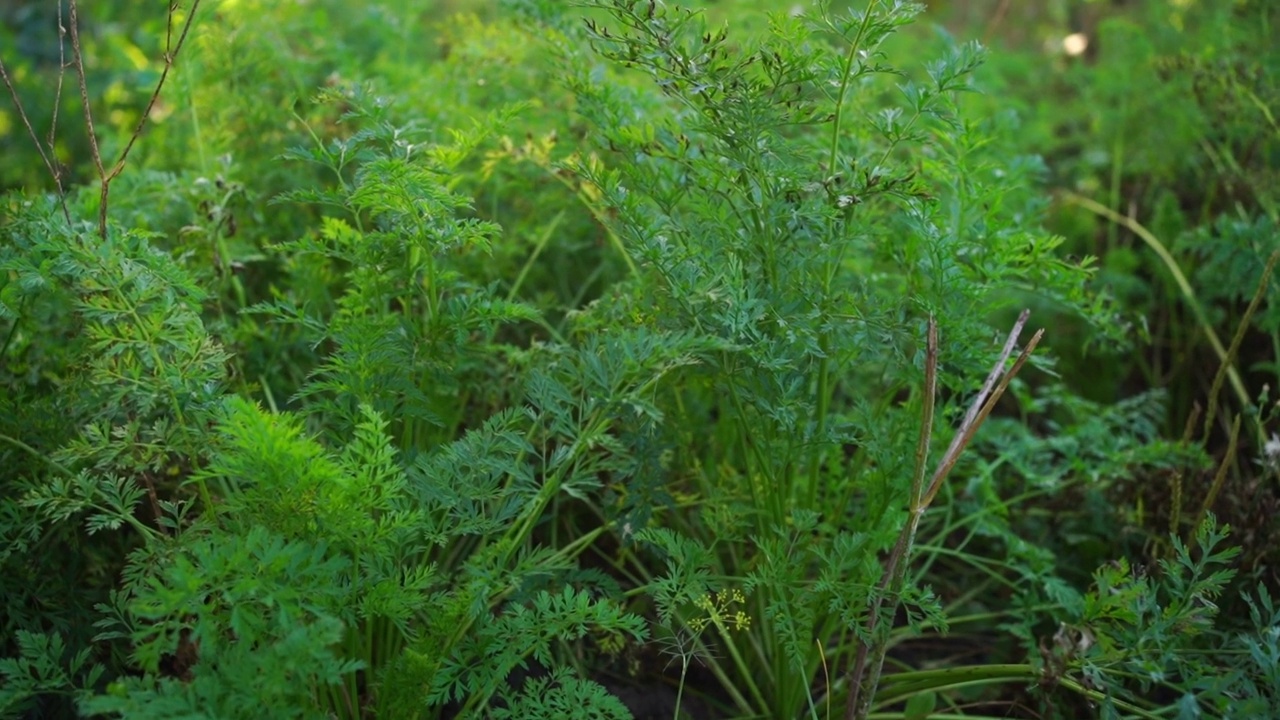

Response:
(2, 1), (1276, 719)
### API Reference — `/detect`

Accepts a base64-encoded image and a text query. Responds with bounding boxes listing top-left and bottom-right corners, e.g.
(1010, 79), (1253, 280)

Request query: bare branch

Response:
(942, 309), (1030, 462)
(61, 0), (203, 238)
(68, 0), (106, 183)
(0, 58), (72, 224)
(47, 3), (68, 184)
(924, 325), (1042, 506)
(845, 312), (1043, 720)
(107, 0), (203, 185)
(913, 316), (939, 506)
(844, 315), (940, 720)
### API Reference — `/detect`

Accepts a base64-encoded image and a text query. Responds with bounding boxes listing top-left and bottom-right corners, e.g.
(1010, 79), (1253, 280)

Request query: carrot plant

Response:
(3, 0), (1278, 718)
(505, 0), (1105, 716)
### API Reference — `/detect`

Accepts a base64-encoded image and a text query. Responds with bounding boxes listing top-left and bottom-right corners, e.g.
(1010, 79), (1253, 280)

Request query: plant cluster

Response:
(1, 0), (1276, 719)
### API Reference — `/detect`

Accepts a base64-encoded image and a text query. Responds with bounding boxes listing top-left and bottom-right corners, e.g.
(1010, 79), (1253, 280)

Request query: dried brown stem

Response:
(983, 0), (1013, 44)
(0, 57), (72, 224)
(107, 0), (202, 187)
(843, 316), (939, 720)
(845, 311), (1042, 720)
(1195, 414), (1241, 531)
(935, 310), (1030, 473)
(49, 2), (68, 182)
(1201, 249), (1278, 444)
(924, 327), (1042, 508)
(68, 1), (106, 183)
(64, 0), (202, 238)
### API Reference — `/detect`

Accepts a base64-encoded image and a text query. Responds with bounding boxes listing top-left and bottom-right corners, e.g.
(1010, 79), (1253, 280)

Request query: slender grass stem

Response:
(808, 0), (880, 512)
(1062, 191), (1254, 433)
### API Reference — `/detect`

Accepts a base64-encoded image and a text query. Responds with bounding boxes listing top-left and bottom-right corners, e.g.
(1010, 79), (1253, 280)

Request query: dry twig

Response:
(845, 310), (1043, 720)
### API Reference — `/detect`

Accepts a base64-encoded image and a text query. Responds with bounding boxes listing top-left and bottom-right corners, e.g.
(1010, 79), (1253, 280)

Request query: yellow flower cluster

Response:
(689, 588), (751, 634)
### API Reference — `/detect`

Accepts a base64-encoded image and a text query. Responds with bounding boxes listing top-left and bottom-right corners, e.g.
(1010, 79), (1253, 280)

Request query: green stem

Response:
(1053, 676), (1166, 719)
(0, 433), (77, 478)
(672, 657), (689, 720)
(807, 0), (880, 510)
(713, 619), (769, 713)
(873, 664), (1039, 703)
